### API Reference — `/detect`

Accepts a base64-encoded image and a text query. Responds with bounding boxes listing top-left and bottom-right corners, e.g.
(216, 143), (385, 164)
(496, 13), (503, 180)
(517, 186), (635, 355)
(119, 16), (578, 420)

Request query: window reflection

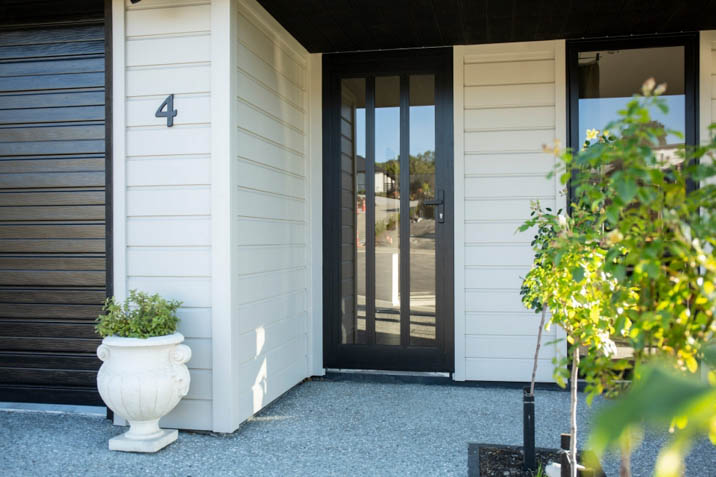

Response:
(374, 76), (401, 346)
(408, 75), (436, 346)
(576, 45), (685, 361)
(340, 78), (366, 344)
(578, 47), (685, 162)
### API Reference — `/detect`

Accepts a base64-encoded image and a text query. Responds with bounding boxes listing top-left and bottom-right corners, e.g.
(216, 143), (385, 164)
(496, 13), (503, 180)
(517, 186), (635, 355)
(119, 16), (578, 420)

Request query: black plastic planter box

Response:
(468, 443), (606, 477)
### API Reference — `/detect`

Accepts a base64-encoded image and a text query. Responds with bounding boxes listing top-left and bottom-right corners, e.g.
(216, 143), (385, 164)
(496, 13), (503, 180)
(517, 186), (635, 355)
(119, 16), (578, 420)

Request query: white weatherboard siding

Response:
(117, 0), (213, 430)
(456, 41), (567, 382)
(232, 0), (311, 424)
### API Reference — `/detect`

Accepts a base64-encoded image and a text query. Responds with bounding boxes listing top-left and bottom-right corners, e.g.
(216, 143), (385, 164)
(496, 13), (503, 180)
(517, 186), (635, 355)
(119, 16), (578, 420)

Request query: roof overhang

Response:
(257, 0), (716, 53)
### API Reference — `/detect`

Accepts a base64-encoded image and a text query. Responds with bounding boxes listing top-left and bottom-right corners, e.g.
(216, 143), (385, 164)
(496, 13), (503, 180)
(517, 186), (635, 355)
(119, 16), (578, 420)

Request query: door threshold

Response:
(325, 368), (450, 378)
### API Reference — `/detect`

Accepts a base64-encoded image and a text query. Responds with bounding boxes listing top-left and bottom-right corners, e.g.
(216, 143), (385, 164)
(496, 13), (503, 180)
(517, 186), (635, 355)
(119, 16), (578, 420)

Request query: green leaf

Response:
(571, 266), (585, 282)
(616, 176), (637, 203)
(606, 205), (620, 226)
(588, 364), (715, 457)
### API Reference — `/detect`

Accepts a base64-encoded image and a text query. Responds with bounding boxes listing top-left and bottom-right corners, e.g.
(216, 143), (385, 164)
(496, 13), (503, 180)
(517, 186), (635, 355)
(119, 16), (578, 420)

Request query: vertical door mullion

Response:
(399, 74), (410, 347)
(366, 76), (376, 345)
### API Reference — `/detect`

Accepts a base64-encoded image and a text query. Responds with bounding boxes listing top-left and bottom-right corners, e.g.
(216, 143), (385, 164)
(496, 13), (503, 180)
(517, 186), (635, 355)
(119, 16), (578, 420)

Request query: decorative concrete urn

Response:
(96, 332), (191, 453)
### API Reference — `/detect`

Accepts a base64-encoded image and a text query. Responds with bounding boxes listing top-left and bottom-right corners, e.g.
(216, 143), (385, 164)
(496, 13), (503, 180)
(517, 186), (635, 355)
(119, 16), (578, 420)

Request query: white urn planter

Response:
(96, 332), (191, 453)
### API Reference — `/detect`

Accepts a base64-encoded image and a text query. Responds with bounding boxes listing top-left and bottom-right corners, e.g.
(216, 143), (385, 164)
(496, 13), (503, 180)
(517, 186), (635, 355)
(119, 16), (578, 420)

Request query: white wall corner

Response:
(210, 0), (238, 433)
(308, 53), (325, 376)
(700, 31), (716, 144)
(452, 45), (466, 381)
(111, 0), (127, 427)
(552, 39), (568, 364)
(111, 0), (127, 305)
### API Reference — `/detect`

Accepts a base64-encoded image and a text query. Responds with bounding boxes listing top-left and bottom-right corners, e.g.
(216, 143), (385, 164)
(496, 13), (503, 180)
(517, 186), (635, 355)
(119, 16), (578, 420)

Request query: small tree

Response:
(522, 79), (716, 477)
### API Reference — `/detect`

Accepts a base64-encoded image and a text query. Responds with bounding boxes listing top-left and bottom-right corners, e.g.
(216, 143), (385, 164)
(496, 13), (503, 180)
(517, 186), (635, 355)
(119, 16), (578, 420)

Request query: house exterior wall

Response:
(231, 0), (313, 425)
(110, 0), (713, 430)
(453, 41), (568, 382)
(113, 0), (214, 430)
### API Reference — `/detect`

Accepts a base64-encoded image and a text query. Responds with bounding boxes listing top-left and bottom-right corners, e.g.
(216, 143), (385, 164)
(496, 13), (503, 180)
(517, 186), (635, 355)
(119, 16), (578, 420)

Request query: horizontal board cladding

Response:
(235, 158), (305, 199)
(126, 156), (211, 186)
(126, 186), (211, 217)
(233, 0), (309, 424)
(460, 41), (562, 383)
(465, 83), (555, 109)
(237, 354), (305, 420)
(237, 129), (305, 176)
(127, 247), (211, 277)
(465, 313), (556, 336)
(235, 313), (304, 365)
(126, 34), (211, 68)
(464, 152), (554, 176)
(236, 290), (306, 335)
(236, 245), (306, 276)
(127, 217), (211, 246)
(125, 3), (211, 38)
(465, 198), (556, 222)
(466, 357), (554, 382)
(122, 0), (214, 422)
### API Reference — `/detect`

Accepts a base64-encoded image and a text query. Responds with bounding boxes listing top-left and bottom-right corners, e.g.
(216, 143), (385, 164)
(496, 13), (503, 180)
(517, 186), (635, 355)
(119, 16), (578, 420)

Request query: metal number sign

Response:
(155, 94), (178, 127)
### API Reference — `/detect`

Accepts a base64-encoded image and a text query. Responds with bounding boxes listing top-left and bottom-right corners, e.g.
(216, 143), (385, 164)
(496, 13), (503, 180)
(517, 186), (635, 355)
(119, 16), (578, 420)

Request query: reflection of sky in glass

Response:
(410, 106), (435, 156)
(355, 106), (435, 159)
(579, 95), (685, 145)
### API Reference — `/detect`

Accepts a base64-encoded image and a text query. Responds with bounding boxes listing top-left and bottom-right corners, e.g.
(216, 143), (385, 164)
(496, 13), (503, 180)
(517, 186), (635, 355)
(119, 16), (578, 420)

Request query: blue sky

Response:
(579, 95), (685, 145)
(355, 106), (435, 160)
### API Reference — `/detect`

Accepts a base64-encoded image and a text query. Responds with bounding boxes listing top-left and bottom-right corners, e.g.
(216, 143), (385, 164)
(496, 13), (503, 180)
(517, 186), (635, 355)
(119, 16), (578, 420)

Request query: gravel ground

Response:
(0, 379), (713, 476)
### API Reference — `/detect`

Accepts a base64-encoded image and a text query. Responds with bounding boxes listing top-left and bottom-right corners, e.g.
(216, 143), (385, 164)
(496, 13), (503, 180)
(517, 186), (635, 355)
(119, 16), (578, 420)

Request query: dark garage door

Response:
(0, 2), (108, 405)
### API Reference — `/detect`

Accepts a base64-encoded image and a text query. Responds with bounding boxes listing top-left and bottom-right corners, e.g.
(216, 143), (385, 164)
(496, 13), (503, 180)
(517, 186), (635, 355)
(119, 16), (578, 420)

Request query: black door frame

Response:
(322, 47), (454, 372)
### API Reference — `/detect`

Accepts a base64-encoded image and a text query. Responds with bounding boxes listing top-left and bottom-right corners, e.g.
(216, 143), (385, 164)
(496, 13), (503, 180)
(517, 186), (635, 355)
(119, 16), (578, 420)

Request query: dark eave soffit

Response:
(257, 0), (716, 54)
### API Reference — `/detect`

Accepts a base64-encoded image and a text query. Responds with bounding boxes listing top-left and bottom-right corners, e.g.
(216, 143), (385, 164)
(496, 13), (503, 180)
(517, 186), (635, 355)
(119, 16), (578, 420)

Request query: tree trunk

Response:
(620, 431), (632, 477)
(570, 345), (580, 477)
(530, 307), (548, 395)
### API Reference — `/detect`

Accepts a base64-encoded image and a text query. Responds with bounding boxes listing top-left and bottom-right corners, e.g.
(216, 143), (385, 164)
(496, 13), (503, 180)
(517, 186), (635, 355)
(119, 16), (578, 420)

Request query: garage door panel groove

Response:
(0, 238), (105, 253)
(0, 303), (103, 319)
(0, 205), (105, 221)
(0, 91), (104, 109)
(0, 289), (106, 304)
(0, 106), (105, 125)
(0, 256), (105, 270)
(0, 352), (100, 370)
(0, 384), (103, 405)
(0, 320), (99, 339)
(0, 367), (98, 386)
(0, 224), (105, 239)
(0, 270), (106, 286)
(0, 191), (105, 206)
(0, 57), (104, 77)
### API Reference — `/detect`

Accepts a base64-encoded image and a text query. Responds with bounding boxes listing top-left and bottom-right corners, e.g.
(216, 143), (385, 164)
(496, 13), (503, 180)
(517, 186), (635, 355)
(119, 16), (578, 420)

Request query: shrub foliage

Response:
(95, 289), (182, 338)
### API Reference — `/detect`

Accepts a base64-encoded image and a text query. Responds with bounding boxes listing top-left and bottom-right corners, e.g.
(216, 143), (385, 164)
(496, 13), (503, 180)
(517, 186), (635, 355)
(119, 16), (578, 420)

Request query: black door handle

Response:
(422, 190), (445, 223)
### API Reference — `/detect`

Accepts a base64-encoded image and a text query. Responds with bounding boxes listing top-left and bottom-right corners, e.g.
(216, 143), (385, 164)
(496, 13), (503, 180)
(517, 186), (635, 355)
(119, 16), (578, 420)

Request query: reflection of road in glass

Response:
(354, 228), (437, 346)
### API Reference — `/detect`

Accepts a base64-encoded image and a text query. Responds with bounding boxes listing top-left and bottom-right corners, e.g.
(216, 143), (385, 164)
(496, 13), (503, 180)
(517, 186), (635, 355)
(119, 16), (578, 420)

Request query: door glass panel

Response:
(340, 78), (366, 344)
(408, 74), (436, 346)
(374, 76), (401, 345)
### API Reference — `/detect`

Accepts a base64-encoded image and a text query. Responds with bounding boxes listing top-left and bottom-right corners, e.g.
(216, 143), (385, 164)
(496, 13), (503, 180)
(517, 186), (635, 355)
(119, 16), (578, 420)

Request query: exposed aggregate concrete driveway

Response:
(1, 378), (714, 476)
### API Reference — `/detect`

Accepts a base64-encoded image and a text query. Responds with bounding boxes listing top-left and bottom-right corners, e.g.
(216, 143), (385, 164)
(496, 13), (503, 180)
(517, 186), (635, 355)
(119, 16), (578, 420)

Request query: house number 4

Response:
(155, 94), (178, 127)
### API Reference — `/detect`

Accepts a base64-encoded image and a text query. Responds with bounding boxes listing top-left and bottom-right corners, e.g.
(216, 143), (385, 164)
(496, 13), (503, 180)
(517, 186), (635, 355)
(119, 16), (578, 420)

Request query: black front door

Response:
(323, 48), (454, 372)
